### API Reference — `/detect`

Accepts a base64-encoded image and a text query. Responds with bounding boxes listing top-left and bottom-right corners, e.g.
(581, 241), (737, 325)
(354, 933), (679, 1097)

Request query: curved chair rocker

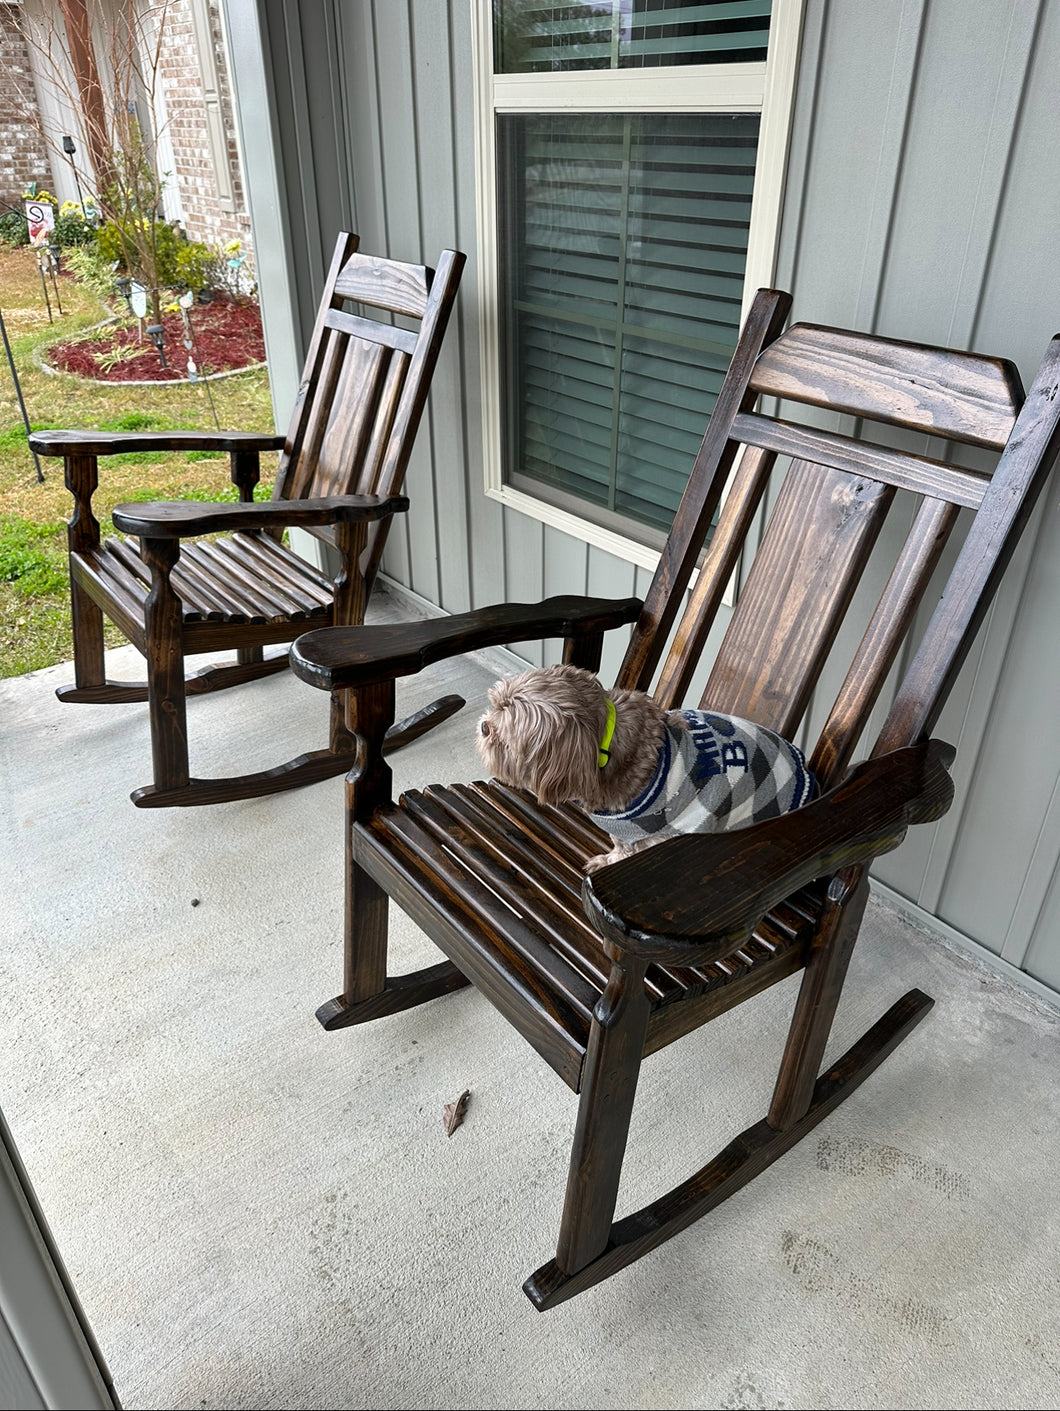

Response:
(30, 233), (465, 807)
(290, 289), (1060, 1308)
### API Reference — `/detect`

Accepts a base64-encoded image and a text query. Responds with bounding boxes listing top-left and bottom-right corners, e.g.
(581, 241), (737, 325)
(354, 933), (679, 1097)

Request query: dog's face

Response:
(477, 664), (606, 806)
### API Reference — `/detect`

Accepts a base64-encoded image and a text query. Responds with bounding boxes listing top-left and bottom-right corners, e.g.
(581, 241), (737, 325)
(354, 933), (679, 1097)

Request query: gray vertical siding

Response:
(226, 0), (1060, 999)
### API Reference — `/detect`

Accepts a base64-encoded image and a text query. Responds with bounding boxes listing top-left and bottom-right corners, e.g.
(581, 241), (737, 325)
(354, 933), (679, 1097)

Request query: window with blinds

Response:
(499, 111), (759, 529)
(483, 0), (777, 544)
(495, 0), (771, 72)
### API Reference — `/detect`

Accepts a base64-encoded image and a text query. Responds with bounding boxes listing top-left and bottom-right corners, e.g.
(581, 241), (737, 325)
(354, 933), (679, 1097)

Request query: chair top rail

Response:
(749, 323), (1025, 451)
(731, 411), (991, 509)
(333, 251), (433, 319)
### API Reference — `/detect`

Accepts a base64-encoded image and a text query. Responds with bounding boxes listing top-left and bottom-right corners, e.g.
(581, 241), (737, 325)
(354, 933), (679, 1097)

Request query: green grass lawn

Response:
(0, 246), (276, 677)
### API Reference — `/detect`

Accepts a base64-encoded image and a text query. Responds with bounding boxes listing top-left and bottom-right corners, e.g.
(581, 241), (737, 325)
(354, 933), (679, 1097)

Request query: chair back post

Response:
(874, 333), (1060, 755)
(617, 287), (792, 694)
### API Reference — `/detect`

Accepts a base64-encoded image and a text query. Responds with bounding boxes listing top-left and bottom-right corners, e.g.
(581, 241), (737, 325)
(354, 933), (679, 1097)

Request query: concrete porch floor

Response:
(2, 585), (1060, 1411)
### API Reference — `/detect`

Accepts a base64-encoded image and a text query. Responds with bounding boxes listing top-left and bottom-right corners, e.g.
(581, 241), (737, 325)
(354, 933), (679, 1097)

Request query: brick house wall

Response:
(156, 0), (253, 258)
(0, 4), (54, 208)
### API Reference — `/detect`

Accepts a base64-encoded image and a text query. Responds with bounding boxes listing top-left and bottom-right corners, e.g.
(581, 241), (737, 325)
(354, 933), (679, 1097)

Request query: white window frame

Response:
(472, 0), (805, 573)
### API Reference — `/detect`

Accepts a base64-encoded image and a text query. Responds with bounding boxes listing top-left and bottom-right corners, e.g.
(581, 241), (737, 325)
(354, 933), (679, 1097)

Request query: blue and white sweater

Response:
(589, 710), (816, 843)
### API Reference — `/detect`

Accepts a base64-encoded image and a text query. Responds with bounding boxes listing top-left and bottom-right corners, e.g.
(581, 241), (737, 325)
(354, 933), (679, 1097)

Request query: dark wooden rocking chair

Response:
(289, 289), (1060, 1308)
(29, 233), (465, 807)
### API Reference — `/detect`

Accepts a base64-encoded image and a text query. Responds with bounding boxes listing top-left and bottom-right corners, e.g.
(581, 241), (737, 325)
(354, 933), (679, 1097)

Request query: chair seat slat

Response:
(439, 785), (676, 1003)
(206, 538), (315, 620)
(74, 549), (149, 639)
(179, 543), (269, 622)
(216, 535), (332, 616)
(228, 533), (334, 603)
(358, 808), (592, 1088)
(399, 789), (604, 1017)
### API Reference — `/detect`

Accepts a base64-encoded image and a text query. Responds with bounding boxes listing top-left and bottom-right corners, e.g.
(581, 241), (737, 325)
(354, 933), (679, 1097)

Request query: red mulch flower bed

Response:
(48, 296), (266, 382)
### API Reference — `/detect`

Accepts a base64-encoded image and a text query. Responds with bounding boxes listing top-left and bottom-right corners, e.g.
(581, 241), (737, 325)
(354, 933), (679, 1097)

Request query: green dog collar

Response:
(598, 697), (617, 768)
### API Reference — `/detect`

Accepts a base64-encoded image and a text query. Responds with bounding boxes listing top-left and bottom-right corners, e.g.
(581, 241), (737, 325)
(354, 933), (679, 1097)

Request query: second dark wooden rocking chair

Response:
(290, 289), (1060, 1307)
(30, 233), (465, 807)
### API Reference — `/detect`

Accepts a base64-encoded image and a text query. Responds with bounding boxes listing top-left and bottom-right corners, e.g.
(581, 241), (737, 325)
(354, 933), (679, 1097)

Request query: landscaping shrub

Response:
(53, 202), (96, 248)
(95, 218), (214, 294)
(0, 210), (29, 246)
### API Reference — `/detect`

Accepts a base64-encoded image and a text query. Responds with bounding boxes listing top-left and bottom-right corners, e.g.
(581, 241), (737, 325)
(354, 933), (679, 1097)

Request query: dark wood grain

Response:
(748, 322), (1024, 450)
(699, 462), (893, 738)
(290, 595), (643, 691)
(731, 411), (990, 508)
(51, 231), (465, 807)
(31, 429), (285, 457)
(332, 250), (432, 318)
(876, 334), (1060, 752)
(110, 492), (408, 538)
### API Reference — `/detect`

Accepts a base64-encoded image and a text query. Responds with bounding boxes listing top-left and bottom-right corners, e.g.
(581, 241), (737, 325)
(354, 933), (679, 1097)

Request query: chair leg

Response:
(141, 539), (190, 794)
(555, 956), (652, 1274)
(69, 576), (106, 691)
(315, 679), (471, 1029)
(768, 866), (870, 1131)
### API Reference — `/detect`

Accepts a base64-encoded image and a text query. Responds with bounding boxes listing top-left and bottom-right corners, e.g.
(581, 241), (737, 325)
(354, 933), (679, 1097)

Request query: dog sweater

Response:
(588, 710), (816, 843)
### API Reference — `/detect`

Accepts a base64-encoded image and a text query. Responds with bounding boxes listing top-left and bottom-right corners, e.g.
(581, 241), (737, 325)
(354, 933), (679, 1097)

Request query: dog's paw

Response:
(584, 846), (633, 875)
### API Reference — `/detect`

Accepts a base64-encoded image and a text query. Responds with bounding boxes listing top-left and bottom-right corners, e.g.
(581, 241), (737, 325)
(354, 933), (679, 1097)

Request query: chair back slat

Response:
(874, 334), (1060, 755)
(810, 495), (960, 788)
(652, 443), (776, 711)
(618, 288), (792, 693)
(283, 329), (350, 501)
(749, 323), (1024, 450)
(698, 462), (894, 739)
(302, 337), (391, 499)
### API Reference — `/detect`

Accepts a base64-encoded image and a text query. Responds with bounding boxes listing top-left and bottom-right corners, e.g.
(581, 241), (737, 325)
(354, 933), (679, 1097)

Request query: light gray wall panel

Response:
(1023, 853), (1060, 994)
(503, 507), (544, 667)
(587, 548), (638, 685)
(408, 0), (472, 615)
(542, 527), (589, 666)
(371, 1), (439, 605)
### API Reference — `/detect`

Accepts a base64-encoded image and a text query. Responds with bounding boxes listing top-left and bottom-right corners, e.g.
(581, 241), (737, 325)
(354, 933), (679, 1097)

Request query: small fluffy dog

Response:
(477, 663), (816, 872)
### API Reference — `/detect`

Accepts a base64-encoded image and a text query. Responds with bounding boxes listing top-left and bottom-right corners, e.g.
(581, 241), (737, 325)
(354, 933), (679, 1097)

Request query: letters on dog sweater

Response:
(589, 710), (816, 842)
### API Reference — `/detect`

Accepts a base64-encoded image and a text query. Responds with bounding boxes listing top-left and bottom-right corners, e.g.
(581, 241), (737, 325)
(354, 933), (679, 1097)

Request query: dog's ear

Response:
(523, 709), (600, 806)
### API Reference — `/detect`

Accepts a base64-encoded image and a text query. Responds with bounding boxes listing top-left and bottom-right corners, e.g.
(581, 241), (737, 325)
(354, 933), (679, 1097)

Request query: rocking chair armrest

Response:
(582, 738), (957, 968)
(289, 595), (645, 691)
(110, 493), (410, 538)
(28, 429), (286, 457)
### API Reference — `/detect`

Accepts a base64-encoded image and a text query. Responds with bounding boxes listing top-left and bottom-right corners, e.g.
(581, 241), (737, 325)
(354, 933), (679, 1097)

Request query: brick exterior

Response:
(0, 5), (54, 208)
(1, 0), (254, 267)
(156, 0), (253, 258)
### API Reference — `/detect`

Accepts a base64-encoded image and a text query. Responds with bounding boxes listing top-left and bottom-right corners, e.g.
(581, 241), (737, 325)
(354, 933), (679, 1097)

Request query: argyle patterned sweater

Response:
(589, 709), (816, 843)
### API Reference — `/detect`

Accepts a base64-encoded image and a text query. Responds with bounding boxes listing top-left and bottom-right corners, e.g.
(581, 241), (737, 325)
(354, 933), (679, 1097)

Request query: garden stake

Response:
(36, 250), (53, 323)
(0, 308), (44, 482)
(179, 293), (221, 430)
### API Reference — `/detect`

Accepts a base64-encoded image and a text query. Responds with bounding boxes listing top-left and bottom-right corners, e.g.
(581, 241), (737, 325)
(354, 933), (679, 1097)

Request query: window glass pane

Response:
(494, 0), (771, 74)
(498, 111), (759, 531)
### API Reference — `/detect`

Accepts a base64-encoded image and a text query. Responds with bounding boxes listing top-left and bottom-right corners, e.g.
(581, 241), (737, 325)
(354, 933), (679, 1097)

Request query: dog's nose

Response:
(480, 720), (491, 737)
